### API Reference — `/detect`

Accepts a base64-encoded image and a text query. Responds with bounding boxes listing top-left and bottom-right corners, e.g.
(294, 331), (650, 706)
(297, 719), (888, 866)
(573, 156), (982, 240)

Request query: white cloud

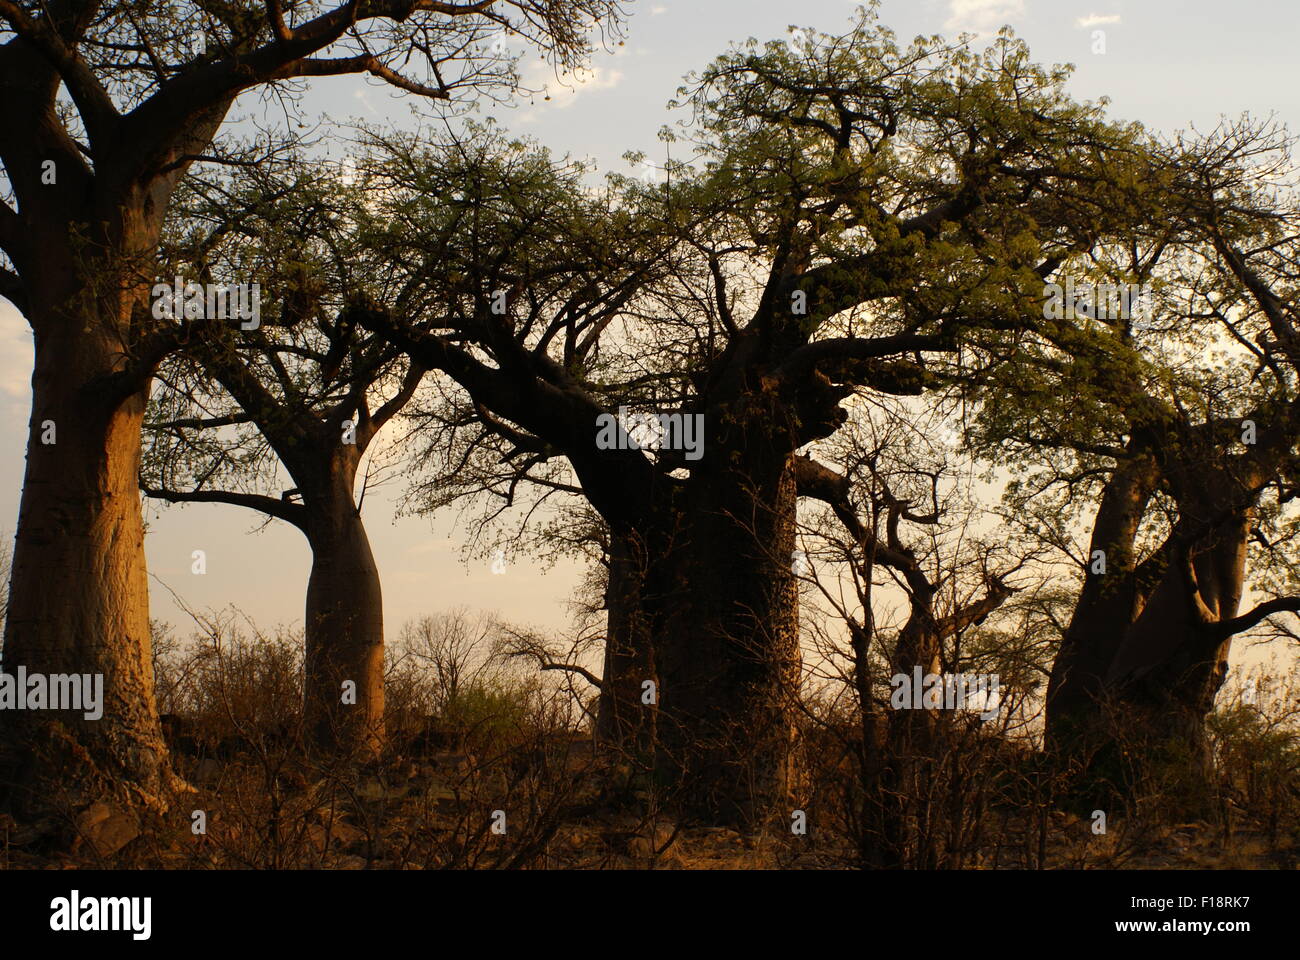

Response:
(405, 538), (454, 557)
(945, 0), (1025, 33)
(516, 61), (624, 122)
(352, 88), (378, 116)
(1075, 13), (1121, 28)
(563, 65), (623, 97)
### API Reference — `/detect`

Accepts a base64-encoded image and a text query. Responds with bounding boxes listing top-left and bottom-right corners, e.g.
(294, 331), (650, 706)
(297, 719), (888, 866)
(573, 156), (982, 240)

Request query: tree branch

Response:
(1212, 595), (1300, 640)
(0, 0), (119, 147)
(141, 484), (308, 531)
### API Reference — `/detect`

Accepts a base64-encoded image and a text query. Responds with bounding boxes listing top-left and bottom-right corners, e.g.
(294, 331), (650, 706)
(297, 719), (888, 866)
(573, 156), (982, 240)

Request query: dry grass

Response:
(1, 614), (1291, 870)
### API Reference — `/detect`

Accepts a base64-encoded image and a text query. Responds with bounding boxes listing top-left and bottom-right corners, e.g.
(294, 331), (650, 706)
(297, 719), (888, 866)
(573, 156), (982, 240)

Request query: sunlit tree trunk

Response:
(1048, 445), (1266, 778)
(1, 262), (174, 821)
(1045, 453), (1160, 748)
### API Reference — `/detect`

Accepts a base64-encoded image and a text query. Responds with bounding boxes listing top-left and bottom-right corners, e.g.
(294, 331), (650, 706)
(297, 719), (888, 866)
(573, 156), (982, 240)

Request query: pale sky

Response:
(2, 0), (1298, 651)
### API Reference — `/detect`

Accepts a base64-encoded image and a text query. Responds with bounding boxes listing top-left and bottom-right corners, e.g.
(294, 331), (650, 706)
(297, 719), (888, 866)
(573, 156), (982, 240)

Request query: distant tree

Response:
(143, 159), (424, 757)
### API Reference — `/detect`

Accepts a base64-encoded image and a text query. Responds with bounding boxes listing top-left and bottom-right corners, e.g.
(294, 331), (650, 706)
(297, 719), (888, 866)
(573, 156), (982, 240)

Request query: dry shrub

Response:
(143, 608), (600, 869)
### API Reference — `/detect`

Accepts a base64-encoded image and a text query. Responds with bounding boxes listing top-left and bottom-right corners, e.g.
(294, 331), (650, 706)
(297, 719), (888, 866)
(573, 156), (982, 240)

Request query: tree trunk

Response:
(0, 96), (232, 832)
(848, 622), (896, 867)
(302, 465), (385, 759)
(1104, 507), (1249, 766)
(1045, 454), (1159, 749)
(878, 603), (942, 867)
(595, 528), (658, 758)
(1047, 445), (1256, 786)
(653, 456), (800, 828)
(0, 320), (173, 825)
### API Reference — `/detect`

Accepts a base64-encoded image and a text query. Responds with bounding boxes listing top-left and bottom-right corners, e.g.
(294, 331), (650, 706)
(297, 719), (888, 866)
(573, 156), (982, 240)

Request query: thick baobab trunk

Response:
(1048, 445), (1256, 782)
(302, 468), (385, 759)
(1045, 454), (1159, 748)
(654, 457), (800, 828)
(0, 320), (172, 823)
(595, 529), (658, 757)
(1104, 507), (1249, 764)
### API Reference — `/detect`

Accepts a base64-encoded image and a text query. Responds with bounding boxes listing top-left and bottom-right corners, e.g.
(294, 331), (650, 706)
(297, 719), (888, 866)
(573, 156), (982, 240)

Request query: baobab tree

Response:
(353, 9), (1163, 824)
(969, 121), (1300, 778)
(142, 161), (425, 757)
(0, 0), (624, 829)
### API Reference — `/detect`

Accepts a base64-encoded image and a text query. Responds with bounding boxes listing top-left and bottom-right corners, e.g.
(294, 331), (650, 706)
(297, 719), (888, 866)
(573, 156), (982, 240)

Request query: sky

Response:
(2, 0), (1299, 657)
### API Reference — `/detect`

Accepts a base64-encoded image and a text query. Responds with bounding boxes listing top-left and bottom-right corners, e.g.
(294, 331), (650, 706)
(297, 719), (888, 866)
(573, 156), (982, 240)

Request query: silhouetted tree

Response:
(355, 9), (1161, 825)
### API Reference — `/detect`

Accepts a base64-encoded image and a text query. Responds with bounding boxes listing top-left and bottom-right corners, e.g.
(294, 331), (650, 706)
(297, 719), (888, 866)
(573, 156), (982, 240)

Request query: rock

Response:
(74, 802), (140, 858)
(307, 819), (367, 853)
(421, 777), (457, 802)
(334, 820), (367, 849)
(357, 777), (410, 802)
(564, 739), (595, 769)
(431, 753), (475, 775)
(626, 836), (654, 858)
(603, 821), (678, 859)
(192, 758), (223, 786)
(305, 823), (327, 853)
(75, 802), (110, 831)
(627, 823), (677, 859)
(401, 717), (461, 755)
